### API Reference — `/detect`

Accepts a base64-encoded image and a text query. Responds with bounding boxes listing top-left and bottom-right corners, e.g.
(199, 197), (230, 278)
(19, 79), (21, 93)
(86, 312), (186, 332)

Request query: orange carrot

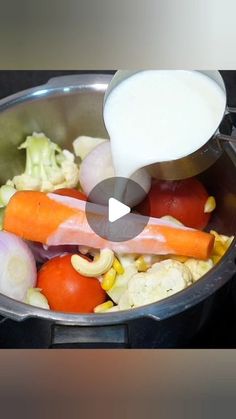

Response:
(3, 191), (214, 259)
(3, 191), (78, 244)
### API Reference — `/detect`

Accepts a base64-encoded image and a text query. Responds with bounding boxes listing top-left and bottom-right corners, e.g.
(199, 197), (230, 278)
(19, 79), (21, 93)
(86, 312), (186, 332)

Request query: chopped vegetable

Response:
(3, 191), (215, 260)
(25, 288), (50, 309)
(107, 230), (234, 311)
(27, 241), (79, 264)
(118, 291), (133, 310)
(210, 230), (234, 264)
(94, 300), (114, 313)
(204, 196), (216, 213)
(107, 265), (138, 304)
(79, 141), (151, 206)
(127, 260), (193, 307)
(73, 135), (108, 160)
(0, 231), (37, 301)
(136, 178), (213, 230)
(37, 254), (106, 313)
(0, 185), (16, 208)
(4, 191), (79, 244)
(135, 256), (149, 272)
(11, 132), (80, 192)
(101, 267), (117, 291)
(184, 258), (214, 282)
(0, 208), (5, 230)
(112, 257), (124, 275)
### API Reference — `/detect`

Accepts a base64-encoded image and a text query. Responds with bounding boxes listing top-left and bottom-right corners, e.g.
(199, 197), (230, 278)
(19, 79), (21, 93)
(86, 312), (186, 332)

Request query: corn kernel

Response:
(218, 234), (230, 244)
(204, 196), (216, 213)
(135, 256), (148, 272)
(101, 268), (116, 291)
(210, 230), (221, 241)
(94, 301), (114, 313)
(113, 257), (124, 275)
(211, 254), (222, 264)
(213, 241), (226, 257)
(226, 236), (234, 249)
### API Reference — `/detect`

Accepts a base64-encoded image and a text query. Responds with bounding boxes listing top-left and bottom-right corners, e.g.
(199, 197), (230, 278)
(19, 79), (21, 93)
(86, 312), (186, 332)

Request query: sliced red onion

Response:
(0, 231), (37, 302)
(27, 241), (79, 263)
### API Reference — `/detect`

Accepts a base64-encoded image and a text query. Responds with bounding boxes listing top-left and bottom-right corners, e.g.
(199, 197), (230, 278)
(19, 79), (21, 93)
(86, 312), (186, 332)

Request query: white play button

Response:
(85, 177), (150, 242)
(108, 197), (130, 222)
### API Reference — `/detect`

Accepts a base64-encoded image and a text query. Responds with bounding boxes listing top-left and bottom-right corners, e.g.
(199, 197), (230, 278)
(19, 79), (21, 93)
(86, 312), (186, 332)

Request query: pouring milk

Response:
(103, 70), (226, 181)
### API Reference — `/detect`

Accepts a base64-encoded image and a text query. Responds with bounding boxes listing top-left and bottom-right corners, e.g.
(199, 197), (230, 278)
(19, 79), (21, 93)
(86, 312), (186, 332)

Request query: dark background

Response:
(0, 70), (235, 104)
(0, 70), (115, 99)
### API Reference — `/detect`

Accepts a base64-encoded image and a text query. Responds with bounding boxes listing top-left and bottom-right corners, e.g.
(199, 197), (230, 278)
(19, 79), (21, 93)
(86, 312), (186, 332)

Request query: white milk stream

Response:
(103, 70), (226, 182)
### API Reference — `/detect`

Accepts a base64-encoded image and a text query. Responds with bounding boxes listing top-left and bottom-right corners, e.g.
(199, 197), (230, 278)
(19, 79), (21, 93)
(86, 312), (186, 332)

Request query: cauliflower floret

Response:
(117, 291), (133, 310)
(58, 150), (81, 187)
(184, 258), (214, 282)
(128, 259), (193, 307)
(107, 253), (162, 305)
(13, 174), (42, 191)
(12, 132), (80, 192)
(116, 253), (138, 268)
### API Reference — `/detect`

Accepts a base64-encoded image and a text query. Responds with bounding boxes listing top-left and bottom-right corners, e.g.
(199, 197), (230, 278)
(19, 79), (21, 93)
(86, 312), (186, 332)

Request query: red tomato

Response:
(54, 188), (87, 200)
(37, 254), (106, 313)
(136, 178), (211, 230)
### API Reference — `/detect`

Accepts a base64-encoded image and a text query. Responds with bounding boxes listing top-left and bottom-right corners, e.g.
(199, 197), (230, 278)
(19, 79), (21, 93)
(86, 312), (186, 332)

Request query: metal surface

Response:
(52, 324), (128, 347)
(0, 73), (235, 345)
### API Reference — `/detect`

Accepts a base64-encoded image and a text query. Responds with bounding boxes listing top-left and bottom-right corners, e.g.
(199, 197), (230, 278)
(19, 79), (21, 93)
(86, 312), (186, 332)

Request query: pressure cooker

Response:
(0, 73), (235, 348)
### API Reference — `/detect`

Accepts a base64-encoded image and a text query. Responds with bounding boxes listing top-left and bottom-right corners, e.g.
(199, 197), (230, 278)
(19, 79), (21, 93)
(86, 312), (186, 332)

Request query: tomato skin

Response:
(136, 178), (211, 230)
(54, 188), (87, 201)
(37, 255), (106, 313)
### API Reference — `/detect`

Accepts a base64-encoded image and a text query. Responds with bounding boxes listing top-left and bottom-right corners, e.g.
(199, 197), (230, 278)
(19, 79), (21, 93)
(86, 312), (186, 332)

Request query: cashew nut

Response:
(71, 248), (115, 277)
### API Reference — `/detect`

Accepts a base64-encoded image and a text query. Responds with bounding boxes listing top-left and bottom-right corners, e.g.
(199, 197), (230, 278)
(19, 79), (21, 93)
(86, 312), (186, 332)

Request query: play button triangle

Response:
(108, 197), (130, 222)
(85, 176), (150, 242)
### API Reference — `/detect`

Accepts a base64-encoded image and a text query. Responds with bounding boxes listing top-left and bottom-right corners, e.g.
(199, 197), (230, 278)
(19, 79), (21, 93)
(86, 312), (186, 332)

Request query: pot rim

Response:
(0, 72), (235, 325)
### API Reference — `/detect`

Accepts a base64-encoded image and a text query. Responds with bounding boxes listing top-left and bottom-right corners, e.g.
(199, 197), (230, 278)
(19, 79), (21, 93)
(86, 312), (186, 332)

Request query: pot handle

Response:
(45, 73), (113, 89)
(50, 323), (129, 348)
(216, 133), (236, 143)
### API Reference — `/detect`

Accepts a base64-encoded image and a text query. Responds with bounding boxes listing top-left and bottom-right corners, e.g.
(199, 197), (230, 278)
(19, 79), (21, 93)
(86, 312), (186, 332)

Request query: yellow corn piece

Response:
(94, 301), (114, 313)
(217, 234), (230, 244)
(101, 267), (116, 291)
(210, 230), (221, 241)
(213, 241), (226, 257)
(135, 256), (148, 272)
(113, 257), (124, 275)
(204, 196), (216, 213)
(211, 254), (222, 264)
(226, 236), (234, 248)
(211, 231), (226, 243)
(211, 230), (233, 246)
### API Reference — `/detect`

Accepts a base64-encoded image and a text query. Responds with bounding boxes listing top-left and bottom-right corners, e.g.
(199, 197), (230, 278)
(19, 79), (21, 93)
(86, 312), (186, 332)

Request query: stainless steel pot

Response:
(0, 73), (235, 348)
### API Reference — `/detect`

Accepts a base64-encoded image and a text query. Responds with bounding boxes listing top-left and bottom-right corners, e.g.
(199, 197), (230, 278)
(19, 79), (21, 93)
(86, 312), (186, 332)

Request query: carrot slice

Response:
(3, 190), (214, 260)
(3, 191), (78, 244)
